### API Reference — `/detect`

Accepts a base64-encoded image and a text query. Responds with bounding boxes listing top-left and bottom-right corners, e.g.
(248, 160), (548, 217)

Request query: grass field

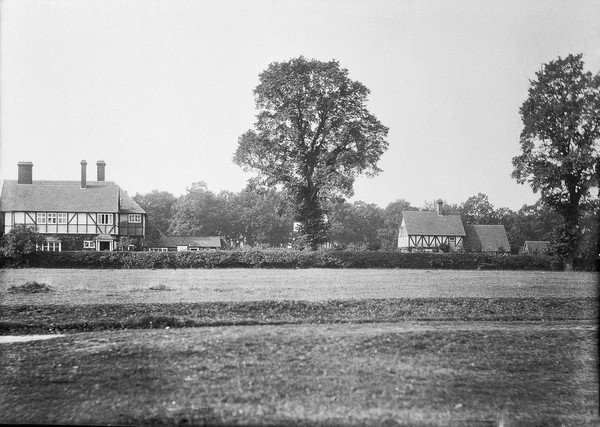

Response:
(0, 268), (598, 426)
(0, 268), (596, 305)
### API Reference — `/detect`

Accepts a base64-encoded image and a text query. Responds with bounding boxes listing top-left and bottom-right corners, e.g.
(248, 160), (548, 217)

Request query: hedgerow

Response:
(0, 249), (565, 270)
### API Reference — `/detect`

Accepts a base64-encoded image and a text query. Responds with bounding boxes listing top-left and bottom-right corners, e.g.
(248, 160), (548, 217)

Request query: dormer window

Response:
(128, 214), (142, 223)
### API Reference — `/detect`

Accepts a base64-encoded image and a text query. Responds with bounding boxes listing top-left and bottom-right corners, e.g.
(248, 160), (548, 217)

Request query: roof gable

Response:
(0, 180), (145, 214)
(402, 210), (465, 236)
(464, 225), (510, 252)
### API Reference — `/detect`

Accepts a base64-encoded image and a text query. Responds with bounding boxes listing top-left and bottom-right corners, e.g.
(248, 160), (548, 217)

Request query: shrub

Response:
(0, 225), (45, 263)
(8, 281), (53, 293)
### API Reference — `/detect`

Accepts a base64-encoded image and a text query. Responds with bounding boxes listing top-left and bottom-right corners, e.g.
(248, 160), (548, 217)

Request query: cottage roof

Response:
(156, 235), (226, 248)
(402, 210), (465, 236)
(0, 180), (145, 214)
(464, 225), (510, 252)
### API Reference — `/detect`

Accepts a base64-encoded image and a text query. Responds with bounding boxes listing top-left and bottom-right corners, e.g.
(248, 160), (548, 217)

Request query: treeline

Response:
(133, 186), (599, 257)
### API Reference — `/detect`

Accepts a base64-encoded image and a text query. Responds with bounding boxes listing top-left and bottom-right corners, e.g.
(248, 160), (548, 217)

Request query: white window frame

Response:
(149, 247), (168, 252)
(84, 240), (95, 249)
(41, 241), (61, 252)
(47, 213), (57, 224)
(37, 212), (46, 224)
(128, 214), (142, 223)
(97, 214), (113, 225)
(58, 213), (68, 224)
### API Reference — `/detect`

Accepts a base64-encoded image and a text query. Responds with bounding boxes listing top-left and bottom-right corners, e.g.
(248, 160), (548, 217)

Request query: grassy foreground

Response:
(1, 321), (597, 426)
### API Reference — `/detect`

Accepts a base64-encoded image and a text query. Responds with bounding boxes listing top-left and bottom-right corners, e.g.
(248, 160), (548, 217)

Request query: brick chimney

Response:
(80, 160), (87, 189)
(96, 160), (106, 182)
(436, 199), (443, 216)
(17, 162), (33, 184)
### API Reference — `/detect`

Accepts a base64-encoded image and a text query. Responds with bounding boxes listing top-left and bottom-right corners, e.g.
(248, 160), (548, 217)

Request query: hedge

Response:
(0, 249), (566, 270)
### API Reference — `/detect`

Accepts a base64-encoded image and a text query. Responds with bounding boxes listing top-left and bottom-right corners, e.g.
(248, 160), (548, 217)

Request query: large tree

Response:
(234, 57), (389, 249)
(512, 54), (600, 266)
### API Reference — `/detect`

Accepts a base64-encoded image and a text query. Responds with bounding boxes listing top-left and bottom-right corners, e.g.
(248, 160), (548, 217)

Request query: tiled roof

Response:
(0, 180), (145, 214)
(464, 225), (511, 252)
(402, 210), (465, 236)
(156, 235), (226, 248)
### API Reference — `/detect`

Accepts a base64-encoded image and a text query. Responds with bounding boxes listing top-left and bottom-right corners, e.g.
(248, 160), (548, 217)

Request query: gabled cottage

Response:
(0, 161), (146, 251)
(463, 224), (511, 254)
(398, 200), (465, 251)
(147, 232), (228, 251)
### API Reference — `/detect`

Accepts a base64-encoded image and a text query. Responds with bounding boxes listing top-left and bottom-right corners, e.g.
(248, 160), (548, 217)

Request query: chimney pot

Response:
(96, 160), (106, 182)
(81, 160), (87, 189)
(17, 162), (33, 184)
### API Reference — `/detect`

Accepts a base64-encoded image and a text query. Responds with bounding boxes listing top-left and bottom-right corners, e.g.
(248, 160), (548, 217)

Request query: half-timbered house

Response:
(0, 161), (146, 251)
(397, 200), (466, 251)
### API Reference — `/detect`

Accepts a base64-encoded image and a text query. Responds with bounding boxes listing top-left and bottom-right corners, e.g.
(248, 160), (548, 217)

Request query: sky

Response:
(1, 0), (599, 211)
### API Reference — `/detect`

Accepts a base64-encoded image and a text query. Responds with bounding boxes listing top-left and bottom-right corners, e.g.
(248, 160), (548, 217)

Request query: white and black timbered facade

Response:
(0, 161), (146, 251)
(397, 201), (466, 252)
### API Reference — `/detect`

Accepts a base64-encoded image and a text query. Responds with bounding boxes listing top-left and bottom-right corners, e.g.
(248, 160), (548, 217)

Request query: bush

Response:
(3, 249), (565, 271)
(8, 281), (53, 293)
(0, 225), (45, 263)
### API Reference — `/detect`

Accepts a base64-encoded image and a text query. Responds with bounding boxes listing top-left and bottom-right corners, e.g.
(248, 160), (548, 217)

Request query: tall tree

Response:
(234, 57), (389, 249)
(512, 54), (600, 266)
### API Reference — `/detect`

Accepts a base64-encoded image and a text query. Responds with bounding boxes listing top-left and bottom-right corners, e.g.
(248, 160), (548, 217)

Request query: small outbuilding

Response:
(463, 225), (511, 254)
(146, 233), (229, 251)
(521, 240), (551, 255)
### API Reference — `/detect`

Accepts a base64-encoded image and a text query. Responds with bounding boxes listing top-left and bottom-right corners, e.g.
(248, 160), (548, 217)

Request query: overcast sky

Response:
(1, 0), (599, 211)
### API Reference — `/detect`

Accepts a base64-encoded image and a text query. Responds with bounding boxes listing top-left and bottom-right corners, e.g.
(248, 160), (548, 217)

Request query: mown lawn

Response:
(1, 322), (597, 426)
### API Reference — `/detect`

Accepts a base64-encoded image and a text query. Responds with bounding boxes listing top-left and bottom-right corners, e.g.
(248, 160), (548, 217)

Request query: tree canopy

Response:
(234, 57), (389, 249)
(512, 54), (600, 262)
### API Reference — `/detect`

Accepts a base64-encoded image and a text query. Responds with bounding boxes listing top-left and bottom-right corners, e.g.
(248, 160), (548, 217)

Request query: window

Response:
(97, 214), (113, 225)
(128, 214), (142, 223)
(37, 213), (46, 224)
(47, 213), (57, 224)
(41, 241), (61, 252)
(84, 241), (95, 249)
(58, 213), (68, 224)
(149, 248), (168, 252)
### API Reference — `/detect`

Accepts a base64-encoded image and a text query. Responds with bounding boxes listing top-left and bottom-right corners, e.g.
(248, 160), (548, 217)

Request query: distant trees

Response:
(512, 54), (599, 265)
(234, 57), (389, 249)
(328, 200), (385, 250)
(132, 190), (177, 246)
(133, 183), (597, 260)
